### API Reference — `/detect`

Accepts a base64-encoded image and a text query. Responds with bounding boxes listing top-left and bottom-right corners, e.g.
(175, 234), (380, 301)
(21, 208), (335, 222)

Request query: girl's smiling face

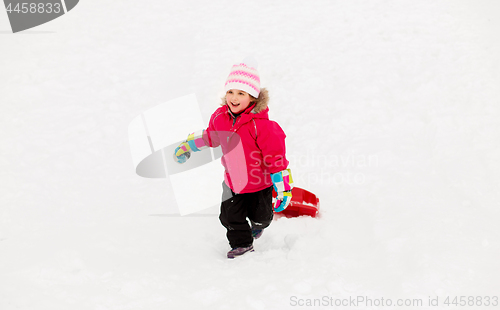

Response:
(226, 89), (252, 114)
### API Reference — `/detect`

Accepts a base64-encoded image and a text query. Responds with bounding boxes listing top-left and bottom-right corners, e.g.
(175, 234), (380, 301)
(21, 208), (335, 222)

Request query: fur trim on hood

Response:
(221, 87), (269, 114)
(251, 88), (269, 113)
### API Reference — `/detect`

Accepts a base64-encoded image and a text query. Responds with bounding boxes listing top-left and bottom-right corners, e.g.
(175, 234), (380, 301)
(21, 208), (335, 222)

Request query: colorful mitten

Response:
(174, 130), (208, 164)
(270, 168), (294, 212)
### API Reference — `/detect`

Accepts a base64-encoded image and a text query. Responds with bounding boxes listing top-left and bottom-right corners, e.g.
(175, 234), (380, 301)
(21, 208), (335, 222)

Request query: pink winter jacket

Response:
(203, 98), (289, 194)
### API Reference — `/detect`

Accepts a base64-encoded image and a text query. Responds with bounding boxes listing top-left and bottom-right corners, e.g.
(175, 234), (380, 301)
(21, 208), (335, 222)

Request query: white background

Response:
(1, 1), (500, 309)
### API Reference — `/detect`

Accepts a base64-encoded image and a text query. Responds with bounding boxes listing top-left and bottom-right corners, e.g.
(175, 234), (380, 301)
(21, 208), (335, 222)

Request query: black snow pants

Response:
(219, 181), (274, 248)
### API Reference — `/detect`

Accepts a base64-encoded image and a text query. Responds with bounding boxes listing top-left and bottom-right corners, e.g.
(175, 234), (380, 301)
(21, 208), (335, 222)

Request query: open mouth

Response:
(230, 102), (240, 107)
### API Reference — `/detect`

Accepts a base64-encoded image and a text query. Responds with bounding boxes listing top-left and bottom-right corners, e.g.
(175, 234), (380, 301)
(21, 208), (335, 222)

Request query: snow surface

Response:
(1, 0), (500, 309)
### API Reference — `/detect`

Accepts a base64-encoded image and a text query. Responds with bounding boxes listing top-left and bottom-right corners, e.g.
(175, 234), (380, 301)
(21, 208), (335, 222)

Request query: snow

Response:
(1, 0), (500, 309)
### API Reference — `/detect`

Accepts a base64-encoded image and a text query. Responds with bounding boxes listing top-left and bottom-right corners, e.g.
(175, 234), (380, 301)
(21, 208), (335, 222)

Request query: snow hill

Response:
(1, 0), (500, 309)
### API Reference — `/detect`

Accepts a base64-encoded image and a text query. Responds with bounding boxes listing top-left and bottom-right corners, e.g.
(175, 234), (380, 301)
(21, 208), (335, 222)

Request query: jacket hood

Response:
(251, 88), (269, 114)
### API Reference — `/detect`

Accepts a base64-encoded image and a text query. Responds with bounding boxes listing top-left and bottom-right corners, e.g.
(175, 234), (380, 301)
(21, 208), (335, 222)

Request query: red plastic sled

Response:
(273, 187), (320, 218)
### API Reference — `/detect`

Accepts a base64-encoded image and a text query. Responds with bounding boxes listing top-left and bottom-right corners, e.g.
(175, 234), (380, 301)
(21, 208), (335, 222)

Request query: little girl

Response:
(174, 58), (293, 258)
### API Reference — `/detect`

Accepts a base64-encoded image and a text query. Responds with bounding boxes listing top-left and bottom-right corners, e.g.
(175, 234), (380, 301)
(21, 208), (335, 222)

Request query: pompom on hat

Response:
(224, 56), (261, 98)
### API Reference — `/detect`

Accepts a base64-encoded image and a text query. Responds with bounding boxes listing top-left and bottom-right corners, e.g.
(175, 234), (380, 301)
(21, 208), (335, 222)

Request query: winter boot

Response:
(227, 245), (254, 259)
(252, 228), (263, 239)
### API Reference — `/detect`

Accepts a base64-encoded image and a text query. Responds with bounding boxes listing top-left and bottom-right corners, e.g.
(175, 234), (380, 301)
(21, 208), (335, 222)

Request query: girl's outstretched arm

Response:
(173, 110), (222, 164)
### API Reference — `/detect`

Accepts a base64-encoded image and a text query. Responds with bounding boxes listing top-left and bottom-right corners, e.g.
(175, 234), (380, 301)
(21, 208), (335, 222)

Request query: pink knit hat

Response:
(224, 57), (261, 98)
